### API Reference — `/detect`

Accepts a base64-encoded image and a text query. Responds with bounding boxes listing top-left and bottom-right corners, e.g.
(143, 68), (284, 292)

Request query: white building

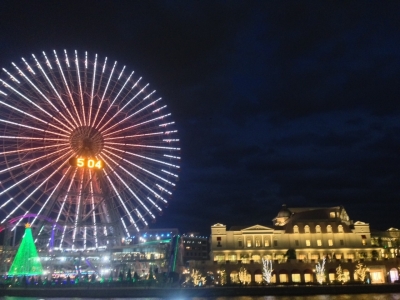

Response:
(206, 205), (397, 284)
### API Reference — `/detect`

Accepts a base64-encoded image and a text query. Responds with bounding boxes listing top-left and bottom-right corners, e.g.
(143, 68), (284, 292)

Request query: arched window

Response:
(315, 225), (321, 233)
(338, 225), (344, 233)
(254, 269), (263, 284)
(293, 225), (299, 233)
(304, 225), (310, 233)
(291, 270), (301, 283)
(327, 225), (332, 233)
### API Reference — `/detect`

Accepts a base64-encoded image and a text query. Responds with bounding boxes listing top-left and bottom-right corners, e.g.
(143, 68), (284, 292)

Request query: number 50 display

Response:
(69, 157), (104, 169)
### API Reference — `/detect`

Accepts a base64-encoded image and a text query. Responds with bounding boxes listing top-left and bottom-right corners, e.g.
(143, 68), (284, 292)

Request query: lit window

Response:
(215, 255), (225, 262)
(361, 235), (366, 246)
(327, 225), (332, 233)
(338, 225), (344, 233)
(298, 254), (306, 260)
(330, 212), (335, 218)
(311, 254), (319, 260)
(292, 273), (301, 283)
(293, 225), (299, 233)
(316, 225), (321, 233)
(247, 240), (252, 247)
(304, 225), (310, 233)
(328, 239), (333, 246)
(317, 240), (322, 246)
(306, 240), (311, 246)
(255, 239), (261, 247)
(264, 239), (270, 247)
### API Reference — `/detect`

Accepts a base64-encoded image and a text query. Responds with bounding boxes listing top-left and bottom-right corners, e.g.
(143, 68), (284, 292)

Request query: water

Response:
(2, 295), (400, 300)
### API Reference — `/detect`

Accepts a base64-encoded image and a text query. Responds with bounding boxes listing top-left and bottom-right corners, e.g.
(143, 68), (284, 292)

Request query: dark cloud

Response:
(1, 1), (400, 235)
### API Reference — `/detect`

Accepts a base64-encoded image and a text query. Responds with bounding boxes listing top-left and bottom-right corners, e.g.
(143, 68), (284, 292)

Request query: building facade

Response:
(181, 233), (209, 264)
(202, 205), (399, 284)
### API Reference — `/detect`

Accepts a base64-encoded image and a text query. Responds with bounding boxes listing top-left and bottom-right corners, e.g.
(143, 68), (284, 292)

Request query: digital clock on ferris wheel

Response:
(69, 157), (104, 169)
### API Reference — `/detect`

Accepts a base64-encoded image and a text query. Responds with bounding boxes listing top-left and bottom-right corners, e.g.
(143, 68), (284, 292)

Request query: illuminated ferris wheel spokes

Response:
(0, 50), (180, 250)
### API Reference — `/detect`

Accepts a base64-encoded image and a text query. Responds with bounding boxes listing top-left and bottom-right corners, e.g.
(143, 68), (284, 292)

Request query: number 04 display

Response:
(69, 157), (104, 169)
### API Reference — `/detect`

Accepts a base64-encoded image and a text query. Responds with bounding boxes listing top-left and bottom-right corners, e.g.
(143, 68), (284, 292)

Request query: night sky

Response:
(1, 1), (400, 236)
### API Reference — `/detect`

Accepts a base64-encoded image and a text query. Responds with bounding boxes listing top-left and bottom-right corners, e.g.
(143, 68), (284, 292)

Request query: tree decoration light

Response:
(262, 258), (273, 284)
(239, 267), (250, 285)
(336, 264), (344, 283)
(217, 269), (227, 285)
(354, 261), (367, 283)
(189, 269), (205, 286)
(315, 257), (326, 284)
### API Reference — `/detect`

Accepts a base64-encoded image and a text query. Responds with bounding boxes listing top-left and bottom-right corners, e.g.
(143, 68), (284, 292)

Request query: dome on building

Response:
(273, 204), (292, 226)
(277, 204), (291, 218)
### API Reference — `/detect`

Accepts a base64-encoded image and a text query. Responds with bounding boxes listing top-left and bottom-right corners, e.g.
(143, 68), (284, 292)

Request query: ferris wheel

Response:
(0, 50), (180, 250)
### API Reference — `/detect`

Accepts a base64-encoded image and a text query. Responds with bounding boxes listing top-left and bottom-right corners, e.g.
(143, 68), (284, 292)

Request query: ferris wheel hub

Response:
(69, 126), (104, 156)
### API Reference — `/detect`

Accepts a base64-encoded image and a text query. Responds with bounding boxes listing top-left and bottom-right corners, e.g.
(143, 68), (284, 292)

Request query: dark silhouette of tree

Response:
(285, 248), (297, 260)
(147, 266), (154, 280)
(133, 271), (139, 282)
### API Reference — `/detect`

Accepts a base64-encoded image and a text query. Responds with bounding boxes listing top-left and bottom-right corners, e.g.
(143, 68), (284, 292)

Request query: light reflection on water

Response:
(3, 294), (400, 300)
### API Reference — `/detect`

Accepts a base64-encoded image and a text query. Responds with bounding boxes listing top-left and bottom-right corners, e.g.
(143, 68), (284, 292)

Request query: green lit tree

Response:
(8, 223), (44, 276)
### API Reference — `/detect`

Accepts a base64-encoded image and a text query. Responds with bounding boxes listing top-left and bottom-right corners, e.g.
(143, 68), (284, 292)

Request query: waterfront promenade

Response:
(1, 284), (400, 298)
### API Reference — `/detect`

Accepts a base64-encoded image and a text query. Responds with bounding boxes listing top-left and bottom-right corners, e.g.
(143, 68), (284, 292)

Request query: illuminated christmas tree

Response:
(8, 223), (44, 276)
